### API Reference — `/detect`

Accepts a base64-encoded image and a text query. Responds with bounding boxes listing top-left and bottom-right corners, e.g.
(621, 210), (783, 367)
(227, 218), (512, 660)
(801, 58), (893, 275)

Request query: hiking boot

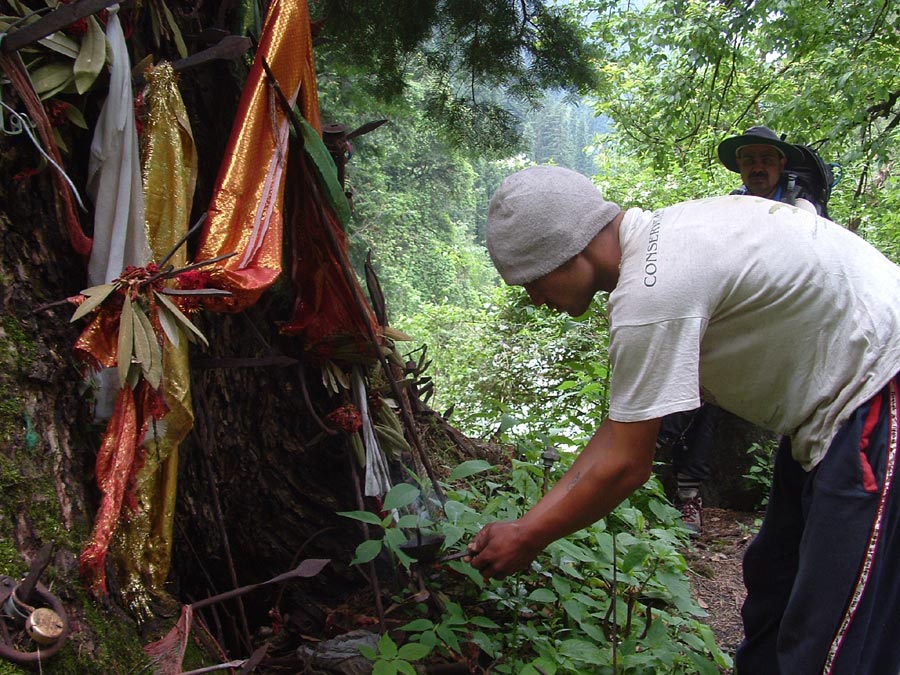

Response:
(678, 494), (703, 537)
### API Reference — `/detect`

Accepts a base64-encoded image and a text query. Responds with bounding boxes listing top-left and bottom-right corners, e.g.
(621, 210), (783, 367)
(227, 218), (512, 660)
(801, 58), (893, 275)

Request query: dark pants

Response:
(736, 374), (900, 674)
(658, 403), (721, 482)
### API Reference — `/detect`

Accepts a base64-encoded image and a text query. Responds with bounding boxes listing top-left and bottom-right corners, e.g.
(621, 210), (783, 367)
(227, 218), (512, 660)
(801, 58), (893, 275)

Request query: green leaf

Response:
(395, 661), (416, 675)
(552, 575), (572, 596)
(416, 630), (438, 648)
(134, 305), (162, 389)
(467, 615), (500, 629)
(399, 618), (434, 632)
(350, 539), (383, 566)
(153, 291), (209, 347)
(156, 301), (182, 348)
(381, 483), (420, 511)
(447, 459), (494, 481)
(697, 622), (733, 668)
(64, 103), (88, 130)
(686, 650), (723, 675)
(70, 283), (117, 322)
(73, 15), (106, 94)
(337, 510), (385, 527)
(396, 514), (431, 529)
(552, 538), (600, 563)
(29, 62), (74, 99)
(358, 644), (377, 660)
(648, 497), (679, 523)
(117, 294), (134, 388)
(39, 31), (80, 59)
(300, 118), (351, 226)
(620, 541), (651, 573)
(131, 304), (152, 368)
(470, 630), (498, 658)
(435, 623), (460, 654)
(526, 588), (558, 603)
(125, 359), (140, 390)
(51, 126), (69, 154)
(521, 658), (558, 675)
(498, 413), (520, 433)
(131, 303), (151, 366)
(372, 661), (397, 675)
(377, 633), (398, 659)
(561, 598), (586, 623)
(558, 638), (604, 663)
(159, 0), (189, 58)
(443, 500), (466, 523)
(397, 642), (432, 661)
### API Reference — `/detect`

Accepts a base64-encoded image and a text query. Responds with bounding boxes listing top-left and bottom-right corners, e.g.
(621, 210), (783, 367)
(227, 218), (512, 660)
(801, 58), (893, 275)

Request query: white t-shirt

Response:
(794, 197), (817, 215)
(607, 195), (900, 469)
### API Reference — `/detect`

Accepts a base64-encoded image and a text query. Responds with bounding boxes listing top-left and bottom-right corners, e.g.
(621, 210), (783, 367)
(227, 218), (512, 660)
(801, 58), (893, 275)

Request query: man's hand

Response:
(466, 417), (660, 581)
(467, 519), (543, 580)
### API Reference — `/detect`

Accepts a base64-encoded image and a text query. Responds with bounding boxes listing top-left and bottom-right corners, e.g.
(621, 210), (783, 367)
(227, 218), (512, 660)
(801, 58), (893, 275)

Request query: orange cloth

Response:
(195, 0), (321, 313)
(79, 385), (148, 596)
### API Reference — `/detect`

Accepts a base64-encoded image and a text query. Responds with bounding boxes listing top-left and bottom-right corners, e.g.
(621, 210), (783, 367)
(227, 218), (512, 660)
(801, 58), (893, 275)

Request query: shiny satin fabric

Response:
(109, 62), (198, 619)
(79, 384), (144, 597)
(195, 0), (321, 313)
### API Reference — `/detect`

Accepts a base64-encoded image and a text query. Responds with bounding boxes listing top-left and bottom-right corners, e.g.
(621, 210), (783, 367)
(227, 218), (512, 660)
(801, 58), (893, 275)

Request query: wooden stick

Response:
(2, 0), (121, 53)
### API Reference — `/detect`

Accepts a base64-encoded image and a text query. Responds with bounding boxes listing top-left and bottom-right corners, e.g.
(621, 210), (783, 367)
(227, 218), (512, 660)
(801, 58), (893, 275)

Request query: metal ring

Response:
(0, 582), (68, 665)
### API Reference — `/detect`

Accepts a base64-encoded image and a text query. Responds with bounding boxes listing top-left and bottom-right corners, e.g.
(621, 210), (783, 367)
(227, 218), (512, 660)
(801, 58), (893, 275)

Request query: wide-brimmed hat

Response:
(717, 126), (804, 173)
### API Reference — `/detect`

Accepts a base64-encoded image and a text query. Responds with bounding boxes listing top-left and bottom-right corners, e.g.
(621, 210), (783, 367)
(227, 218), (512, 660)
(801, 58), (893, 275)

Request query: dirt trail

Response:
(685, 507), (762, 658)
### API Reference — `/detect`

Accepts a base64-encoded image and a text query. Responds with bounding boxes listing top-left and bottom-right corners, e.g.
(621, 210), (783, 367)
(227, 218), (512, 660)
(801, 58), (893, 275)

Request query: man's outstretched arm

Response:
(468, 416), (660, 579)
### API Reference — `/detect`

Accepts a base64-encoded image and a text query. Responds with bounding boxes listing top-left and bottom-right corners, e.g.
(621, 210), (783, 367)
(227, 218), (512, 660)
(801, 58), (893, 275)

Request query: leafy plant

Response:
(382, 272), (733, 671)
(358, 632), (432, 675)
(339, 482), (432, 569)
(743, 440), (777, 510)
(0, 0), (109, 100)
(70, 257), (226, 390)
(356, 447), (732, 673)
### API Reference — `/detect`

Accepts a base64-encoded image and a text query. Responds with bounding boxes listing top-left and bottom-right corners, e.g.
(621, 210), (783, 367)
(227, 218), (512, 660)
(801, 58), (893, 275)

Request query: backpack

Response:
(781, 142), (841, 219)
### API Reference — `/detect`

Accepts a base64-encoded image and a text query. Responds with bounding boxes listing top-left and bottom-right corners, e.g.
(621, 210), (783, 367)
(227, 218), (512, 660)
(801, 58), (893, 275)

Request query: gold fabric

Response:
(140, 63), (198, 263)
(195, 0), (321, 313)
(109, 62), (198, 619)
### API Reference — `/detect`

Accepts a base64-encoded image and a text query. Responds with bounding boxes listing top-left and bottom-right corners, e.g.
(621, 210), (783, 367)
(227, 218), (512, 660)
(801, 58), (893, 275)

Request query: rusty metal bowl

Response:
(399, 534), (446, 562)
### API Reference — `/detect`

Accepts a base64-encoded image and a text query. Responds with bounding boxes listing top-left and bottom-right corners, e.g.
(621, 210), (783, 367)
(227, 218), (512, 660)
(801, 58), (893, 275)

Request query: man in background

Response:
(659, 125), (817, 536)
(719, 125), (818, 213)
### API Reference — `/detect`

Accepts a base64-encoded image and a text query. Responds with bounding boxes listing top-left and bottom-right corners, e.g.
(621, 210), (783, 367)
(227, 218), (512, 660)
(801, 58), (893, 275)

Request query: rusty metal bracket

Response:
(0, 543), (69, 666)
(0, 576), (69, 666)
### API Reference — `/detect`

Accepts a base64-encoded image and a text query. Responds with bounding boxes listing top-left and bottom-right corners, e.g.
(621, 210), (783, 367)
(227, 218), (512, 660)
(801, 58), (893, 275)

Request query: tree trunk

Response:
(655, 409), (777, 512)
(172, 305), (370, 646)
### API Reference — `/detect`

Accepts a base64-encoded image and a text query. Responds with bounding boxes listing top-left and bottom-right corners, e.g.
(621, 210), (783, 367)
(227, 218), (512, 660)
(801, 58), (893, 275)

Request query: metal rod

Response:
(16, 541), (54, 605)
(432, 551), (469, 563)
